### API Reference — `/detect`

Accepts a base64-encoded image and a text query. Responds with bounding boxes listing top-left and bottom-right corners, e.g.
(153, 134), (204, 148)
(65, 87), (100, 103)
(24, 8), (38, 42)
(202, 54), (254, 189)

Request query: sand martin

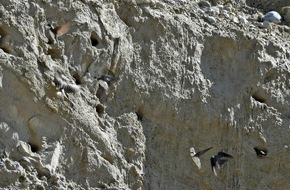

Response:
(47, 22), (71, 44)
(254, 146), (268, 157)
(190, 147), (213, 169)
(53, 74), (81, 97)
(210, 151), (233, 176)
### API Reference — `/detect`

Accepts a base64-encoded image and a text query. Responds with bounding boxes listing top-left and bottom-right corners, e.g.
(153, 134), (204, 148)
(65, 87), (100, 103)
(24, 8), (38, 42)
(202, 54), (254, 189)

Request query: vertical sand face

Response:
(0, 0), (289, 189)
(246, 0), (290, 12)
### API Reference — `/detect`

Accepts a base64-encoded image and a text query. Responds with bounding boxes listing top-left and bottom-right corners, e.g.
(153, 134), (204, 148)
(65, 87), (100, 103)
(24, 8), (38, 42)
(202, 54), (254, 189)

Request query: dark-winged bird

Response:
(53, 74), (81, 97)
(210, 151), (233, 176)
(190, 147), (213, 169)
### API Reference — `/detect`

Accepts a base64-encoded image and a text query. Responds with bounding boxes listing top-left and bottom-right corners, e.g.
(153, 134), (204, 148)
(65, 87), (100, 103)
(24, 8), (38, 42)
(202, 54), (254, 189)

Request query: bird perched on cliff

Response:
(96, 74), (119, 93)
(97, 74), (119, 85)
(47, 22), (71, 44)
(97, 76), (110, 93)
(254, 146), (268, 157)
(53, 74), (81, 98)
(190, 147), (212, 169)
(210, 151), (233, 176)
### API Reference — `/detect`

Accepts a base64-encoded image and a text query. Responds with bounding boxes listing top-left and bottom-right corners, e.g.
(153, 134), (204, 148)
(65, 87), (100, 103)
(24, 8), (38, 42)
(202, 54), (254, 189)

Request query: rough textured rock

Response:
(0, 0), (289, 189)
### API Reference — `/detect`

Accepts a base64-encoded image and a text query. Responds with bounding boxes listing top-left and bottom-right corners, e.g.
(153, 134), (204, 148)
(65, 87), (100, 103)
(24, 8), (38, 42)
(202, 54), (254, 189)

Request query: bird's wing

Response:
(55, 22), (71, 36)
(213, 166), (217, 176)
(60, 89), (67, 98)
(54, 74), (64, 88)
(194, 147), (213, 157)
(217, 151), (233, 158)
(63, 84), (81, 93)
(47, 29), (56, 44)
(98, 80), (109, 91)
(210, 157), (218, 176)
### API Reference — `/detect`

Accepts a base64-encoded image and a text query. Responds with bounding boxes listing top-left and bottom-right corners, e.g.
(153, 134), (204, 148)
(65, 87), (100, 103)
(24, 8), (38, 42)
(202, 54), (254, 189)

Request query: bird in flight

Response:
(47, 22), (71, 44)
(190, 147), (213, 169)
(53, 74), (81, 98)
(210, 151), (233, 176)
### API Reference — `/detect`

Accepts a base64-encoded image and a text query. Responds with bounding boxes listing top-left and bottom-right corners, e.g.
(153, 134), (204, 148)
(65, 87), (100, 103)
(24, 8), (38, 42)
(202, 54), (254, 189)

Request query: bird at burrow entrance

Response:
(96, 74), (120, 93)
(254, 146), (268, 157)
(190, 147), (213, 169)
(210, 151), (233, 176)
(53, 74), (81, 98)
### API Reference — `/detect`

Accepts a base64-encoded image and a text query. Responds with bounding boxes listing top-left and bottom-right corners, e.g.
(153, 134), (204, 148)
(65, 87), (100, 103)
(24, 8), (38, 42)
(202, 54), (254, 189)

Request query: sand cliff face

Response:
(0, 0), (289, 189)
